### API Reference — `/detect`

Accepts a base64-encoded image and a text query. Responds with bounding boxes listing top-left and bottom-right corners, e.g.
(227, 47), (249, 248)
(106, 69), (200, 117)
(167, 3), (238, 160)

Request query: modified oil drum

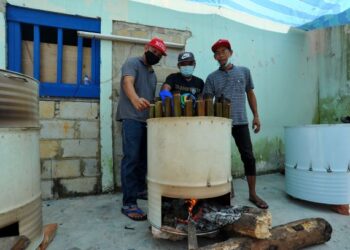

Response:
(0, 69), (42, 247)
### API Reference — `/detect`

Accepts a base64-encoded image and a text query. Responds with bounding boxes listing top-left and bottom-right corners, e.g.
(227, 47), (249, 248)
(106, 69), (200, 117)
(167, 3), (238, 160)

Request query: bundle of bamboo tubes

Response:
(149, 93), (231, 119)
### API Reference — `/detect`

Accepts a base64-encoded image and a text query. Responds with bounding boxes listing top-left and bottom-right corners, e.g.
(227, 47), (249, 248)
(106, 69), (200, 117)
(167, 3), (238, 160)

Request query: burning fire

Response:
(186, 198), (198, 217)
(176, 198), (202, 224)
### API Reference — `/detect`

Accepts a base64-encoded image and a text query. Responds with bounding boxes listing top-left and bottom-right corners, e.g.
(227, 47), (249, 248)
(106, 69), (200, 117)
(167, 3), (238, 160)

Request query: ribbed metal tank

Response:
(0, 69), (43, 247)
(285, 124), (350, 204)
(147, 117), (232, 229)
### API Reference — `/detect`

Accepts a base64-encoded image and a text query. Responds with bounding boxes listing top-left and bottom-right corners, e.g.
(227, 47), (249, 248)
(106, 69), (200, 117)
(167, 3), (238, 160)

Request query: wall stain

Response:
(231, 137), (284, 177)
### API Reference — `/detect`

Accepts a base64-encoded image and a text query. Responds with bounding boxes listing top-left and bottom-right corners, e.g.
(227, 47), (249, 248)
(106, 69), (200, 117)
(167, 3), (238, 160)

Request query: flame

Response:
(186, 198), (198, 217)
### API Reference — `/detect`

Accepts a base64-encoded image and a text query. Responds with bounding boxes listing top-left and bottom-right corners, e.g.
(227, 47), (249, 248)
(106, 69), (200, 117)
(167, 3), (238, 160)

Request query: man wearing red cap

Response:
(204, 39), (268, 209)
(116, 37), (167, 220)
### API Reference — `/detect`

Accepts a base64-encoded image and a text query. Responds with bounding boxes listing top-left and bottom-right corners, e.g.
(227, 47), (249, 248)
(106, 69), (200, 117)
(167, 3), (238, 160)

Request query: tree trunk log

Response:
(224, 207), (272, 239)
(199, 218), (332, 250)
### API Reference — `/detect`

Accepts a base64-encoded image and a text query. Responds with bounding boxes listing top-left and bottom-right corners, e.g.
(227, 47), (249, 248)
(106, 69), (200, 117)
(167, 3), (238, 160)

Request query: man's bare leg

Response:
(247, 175), (268, 209)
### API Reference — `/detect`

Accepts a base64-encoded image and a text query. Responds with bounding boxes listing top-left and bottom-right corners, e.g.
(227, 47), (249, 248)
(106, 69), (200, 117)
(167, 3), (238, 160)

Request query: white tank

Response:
(147, 117), (232, 229)
(285, 124), (350, 204)
(0, 69), (42, 247)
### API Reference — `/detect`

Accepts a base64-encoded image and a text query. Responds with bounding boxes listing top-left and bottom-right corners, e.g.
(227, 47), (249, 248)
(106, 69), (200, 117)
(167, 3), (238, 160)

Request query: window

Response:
(6, 5), (101, 98)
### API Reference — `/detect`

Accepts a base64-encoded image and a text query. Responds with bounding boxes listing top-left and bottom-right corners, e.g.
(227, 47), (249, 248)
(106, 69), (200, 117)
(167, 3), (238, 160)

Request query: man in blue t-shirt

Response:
(204, 39), (268, 209)
(116, 37), (167, 220)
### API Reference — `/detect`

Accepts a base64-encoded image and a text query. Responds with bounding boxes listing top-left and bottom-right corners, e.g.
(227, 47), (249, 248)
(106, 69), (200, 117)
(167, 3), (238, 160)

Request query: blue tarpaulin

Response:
(189, 0), (350, 30)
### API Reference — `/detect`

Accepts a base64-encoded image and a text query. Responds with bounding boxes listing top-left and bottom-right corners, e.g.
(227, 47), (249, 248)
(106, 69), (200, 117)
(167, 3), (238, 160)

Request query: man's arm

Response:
(247, 89), (260, 133)
(203, 76), (215, 95)
(123, 75), (150, 111)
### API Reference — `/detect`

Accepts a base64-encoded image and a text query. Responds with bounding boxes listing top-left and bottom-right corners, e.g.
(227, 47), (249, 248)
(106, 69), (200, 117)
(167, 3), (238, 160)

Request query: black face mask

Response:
(145, 51), (161, 65)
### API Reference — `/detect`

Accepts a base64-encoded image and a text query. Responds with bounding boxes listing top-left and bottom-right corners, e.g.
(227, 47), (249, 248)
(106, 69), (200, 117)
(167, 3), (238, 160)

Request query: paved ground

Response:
(42, 173), (350, 250)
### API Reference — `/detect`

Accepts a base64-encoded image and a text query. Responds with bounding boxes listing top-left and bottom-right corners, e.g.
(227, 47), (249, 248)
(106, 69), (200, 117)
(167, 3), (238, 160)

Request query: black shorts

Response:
(231, 124), (256, 176)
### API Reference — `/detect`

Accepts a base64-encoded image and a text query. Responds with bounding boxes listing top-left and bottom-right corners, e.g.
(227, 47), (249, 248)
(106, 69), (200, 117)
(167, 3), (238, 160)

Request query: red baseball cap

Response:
(148, 37), (167, 56)
(211, 39), (232, 52)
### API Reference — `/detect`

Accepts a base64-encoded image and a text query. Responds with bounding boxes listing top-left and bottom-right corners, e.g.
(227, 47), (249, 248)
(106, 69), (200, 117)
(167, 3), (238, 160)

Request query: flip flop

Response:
(249, 197), (269, 209)
(121, 206), (147, 221)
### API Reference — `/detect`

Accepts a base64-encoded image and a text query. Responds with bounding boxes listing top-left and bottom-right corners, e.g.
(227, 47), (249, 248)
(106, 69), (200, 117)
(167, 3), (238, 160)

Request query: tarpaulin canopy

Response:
(190, 0), (350, 30)
(133, 0), (350, 32)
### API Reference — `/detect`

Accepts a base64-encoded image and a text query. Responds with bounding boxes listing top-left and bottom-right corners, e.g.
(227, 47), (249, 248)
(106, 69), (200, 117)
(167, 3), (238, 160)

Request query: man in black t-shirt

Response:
(161, 52), (204, 98)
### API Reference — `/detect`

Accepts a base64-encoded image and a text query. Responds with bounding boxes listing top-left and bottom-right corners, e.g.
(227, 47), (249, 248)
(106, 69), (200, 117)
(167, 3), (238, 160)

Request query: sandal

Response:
(121, 205), (147, 221)
(249, 196), (269, 209)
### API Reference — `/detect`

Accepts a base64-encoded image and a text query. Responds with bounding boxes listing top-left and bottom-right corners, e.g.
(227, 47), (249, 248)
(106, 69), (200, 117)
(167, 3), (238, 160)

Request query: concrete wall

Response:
(40, 100), (100, 199)
(307, 26), (350, 123)
(2, 0), (345, 190)
(111, 21), (191, 186)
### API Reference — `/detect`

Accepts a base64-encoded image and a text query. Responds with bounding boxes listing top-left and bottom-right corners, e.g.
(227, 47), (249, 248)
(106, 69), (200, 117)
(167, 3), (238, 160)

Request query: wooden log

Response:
(198, 218), (332, 250)
(223, 206), (272, 239)
(39, 223), (58, 250)
(330, 204), (349, 215)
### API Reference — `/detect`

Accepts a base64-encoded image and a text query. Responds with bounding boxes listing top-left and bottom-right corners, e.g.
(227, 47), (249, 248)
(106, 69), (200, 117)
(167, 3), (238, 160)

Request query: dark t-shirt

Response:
(163, 73), (204, 97)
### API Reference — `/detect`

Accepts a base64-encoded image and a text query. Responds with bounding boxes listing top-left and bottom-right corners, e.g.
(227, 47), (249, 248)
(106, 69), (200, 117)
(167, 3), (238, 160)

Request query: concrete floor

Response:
(42, 173), (350, 250)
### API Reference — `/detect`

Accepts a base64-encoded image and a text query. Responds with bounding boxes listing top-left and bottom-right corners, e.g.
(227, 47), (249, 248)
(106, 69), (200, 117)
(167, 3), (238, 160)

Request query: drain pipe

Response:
(77, 31), (185, 49)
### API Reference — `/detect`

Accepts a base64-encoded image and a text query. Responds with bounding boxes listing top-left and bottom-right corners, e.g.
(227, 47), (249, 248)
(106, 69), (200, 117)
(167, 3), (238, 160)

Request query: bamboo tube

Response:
(164, 97), (172, 117)
(185, 99), (193, 116)
(205, 94), (214, 116)
(155, 99), (163, 118)
(215, 102), (223, 117)
(196, 99), (205, 116)
(173, 92), (181, 117)
(223, 98), (231, 119)
(149, 103), (155, 118)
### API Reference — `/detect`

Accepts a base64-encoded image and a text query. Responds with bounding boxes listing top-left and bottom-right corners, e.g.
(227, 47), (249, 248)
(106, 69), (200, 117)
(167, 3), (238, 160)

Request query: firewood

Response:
(39, 223), (58, 250)
(199, 218), (332, 250)
(223, 206), (272, 239)
(330, 204), (349, 215)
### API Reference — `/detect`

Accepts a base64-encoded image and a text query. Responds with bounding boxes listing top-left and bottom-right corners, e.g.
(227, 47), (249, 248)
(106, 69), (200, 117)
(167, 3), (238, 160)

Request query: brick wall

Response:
(111, 21), (191, 187)
(39, 99), (100, 199)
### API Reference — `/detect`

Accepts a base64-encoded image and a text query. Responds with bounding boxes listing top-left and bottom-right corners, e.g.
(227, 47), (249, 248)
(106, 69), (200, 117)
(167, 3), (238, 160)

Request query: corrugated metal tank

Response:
(0, 69), (43, 246)
(147, 117), (232, 229)
(285, 125), (350, 204)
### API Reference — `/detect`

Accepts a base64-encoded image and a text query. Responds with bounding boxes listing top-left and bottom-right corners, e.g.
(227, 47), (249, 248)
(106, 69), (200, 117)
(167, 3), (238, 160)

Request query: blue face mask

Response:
(180, 66), (195, 77)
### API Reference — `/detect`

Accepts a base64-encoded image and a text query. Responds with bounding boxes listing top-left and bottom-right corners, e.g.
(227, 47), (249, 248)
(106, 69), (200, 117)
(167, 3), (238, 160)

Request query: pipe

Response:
(77, 31), (185, 49)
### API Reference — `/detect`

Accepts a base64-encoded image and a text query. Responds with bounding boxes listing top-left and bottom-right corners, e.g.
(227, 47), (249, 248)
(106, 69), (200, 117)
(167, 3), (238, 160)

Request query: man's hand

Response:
(252, 116), (261, 133)
(131, 97), (150, 111)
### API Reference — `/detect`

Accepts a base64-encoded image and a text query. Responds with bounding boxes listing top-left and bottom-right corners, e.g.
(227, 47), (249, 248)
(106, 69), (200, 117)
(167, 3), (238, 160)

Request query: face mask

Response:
(145, 51), (161, 65)
(180, 65), (195, 77)
(218, 59), (231, 68)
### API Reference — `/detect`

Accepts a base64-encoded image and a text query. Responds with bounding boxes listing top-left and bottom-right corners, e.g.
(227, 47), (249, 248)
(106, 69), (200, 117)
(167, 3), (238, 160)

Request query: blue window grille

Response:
(6, 5), (101, 98)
